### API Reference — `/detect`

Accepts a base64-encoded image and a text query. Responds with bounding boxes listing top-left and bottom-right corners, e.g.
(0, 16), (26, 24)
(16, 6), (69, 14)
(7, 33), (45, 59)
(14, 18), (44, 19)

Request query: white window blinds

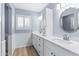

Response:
(16, 15), (31, 30)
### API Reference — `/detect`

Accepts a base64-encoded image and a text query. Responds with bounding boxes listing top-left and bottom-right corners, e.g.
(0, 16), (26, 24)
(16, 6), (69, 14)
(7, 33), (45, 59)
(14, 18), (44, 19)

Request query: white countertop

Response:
(32, 32), (79, 55)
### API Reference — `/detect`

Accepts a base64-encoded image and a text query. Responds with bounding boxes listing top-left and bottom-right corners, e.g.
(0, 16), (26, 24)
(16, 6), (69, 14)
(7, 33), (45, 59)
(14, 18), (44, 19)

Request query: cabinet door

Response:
(44, 40), (56, 56)
(44, 39), (77, 56)
(44, 39), (55, 50)
(54, 45), (77, 56)
(44, 45), (56, 56)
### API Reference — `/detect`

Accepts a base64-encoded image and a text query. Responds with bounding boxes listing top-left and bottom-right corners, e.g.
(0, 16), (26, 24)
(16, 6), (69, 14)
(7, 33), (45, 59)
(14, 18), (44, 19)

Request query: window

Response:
(16, 15), (31, 30)
(16, 15), (24, 30)
(25, 17), (31, 29)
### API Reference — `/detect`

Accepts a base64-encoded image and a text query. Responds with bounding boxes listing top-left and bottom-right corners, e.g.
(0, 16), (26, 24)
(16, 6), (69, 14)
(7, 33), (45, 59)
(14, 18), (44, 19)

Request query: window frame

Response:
(15, 14), (32, 33)
(16, 15), (24, 30)
(24, 16), (31, 29)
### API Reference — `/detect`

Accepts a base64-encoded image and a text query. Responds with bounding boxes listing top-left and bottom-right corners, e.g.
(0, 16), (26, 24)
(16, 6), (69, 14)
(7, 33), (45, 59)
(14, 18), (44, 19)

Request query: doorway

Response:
(5, 4), (12, 56)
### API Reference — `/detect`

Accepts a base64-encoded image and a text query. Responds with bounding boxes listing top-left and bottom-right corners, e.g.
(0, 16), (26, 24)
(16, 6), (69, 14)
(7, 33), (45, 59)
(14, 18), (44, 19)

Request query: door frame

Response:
(0, 3), (2, 56)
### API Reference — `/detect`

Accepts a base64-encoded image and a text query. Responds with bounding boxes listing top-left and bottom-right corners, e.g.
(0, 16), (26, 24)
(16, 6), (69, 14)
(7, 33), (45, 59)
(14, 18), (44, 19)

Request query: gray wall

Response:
(5, 4), (12, 35)
(5, 5), (9, 34)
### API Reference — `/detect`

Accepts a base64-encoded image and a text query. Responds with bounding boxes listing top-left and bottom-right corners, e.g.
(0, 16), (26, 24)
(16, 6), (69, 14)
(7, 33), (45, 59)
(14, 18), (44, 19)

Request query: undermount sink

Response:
(57, 39), (73, 44)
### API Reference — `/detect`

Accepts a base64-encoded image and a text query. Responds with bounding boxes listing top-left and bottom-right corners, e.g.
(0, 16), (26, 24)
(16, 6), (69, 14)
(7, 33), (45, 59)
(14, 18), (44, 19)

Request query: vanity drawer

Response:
(44, 45), (56, 56)
(38, 38), (43, 44)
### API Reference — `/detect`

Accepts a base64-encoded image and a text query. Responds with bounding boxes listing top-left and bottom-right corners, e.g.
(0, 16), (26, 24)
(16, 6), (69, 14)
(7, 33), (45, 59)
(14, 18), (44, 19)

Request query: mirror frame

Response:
(60, 7), (79, 33)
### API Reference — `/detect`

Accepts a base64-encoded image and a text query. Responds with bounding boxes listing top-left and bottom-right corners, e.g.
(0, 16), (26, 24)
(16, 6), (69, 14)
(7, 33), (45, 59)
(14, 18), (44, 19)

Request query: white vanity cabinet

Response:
(32, 33), (78, 56)
(44, 39), (77, 56)
(32, 34), (44, 56)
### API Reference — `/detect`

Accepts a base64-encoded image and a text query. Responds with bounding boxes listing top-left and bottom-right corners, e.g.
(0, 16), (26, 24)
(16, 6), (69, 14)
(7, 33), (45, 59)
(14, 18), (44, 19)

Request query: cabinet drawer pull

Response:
(54, 55), (56, 56)
(51, 52), (53, 55)
(39, 51), (40, 53)
(39, 44), (40, 46)
(39, 39), (40, 40)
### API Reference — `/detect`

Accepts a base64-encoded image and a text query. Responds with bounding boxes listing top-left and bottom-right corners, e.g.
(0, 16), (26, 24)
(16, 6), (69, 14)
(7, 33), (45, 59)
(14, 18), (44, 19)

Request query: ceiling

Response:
(13, 3), (48, 12)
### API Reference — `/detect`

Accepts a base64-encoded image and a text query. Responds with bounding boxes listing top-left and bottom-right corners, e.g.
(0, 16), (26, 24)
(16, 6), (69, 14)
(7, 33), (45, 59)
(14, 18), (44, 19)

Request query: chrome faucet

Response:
(63, 34), (69, 41)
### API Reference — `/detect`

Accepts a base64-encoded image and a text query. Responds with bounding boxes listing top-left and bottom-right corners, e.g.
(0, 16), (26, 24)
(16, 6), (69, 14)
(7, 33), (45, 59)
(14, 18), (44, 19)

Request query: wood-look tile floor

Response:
(13, 46), (39, 56)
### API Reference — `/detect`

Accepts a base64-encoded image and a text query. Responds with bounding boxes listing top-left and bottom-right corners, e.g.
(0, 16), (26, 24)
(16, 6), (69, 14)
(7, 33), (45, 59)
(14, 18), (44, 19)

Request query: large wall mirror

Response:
(60, 8), (79, 33)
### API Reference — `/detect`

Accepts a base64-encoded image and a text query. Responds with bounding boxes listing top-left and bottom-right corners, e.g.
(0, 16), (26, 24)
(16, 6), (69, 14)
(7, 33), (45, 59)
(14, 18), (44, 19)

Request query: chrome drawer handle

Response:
(54, 55), (56, 56)
(51, 52), (53, 55)
(39, 44), (40, 46)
